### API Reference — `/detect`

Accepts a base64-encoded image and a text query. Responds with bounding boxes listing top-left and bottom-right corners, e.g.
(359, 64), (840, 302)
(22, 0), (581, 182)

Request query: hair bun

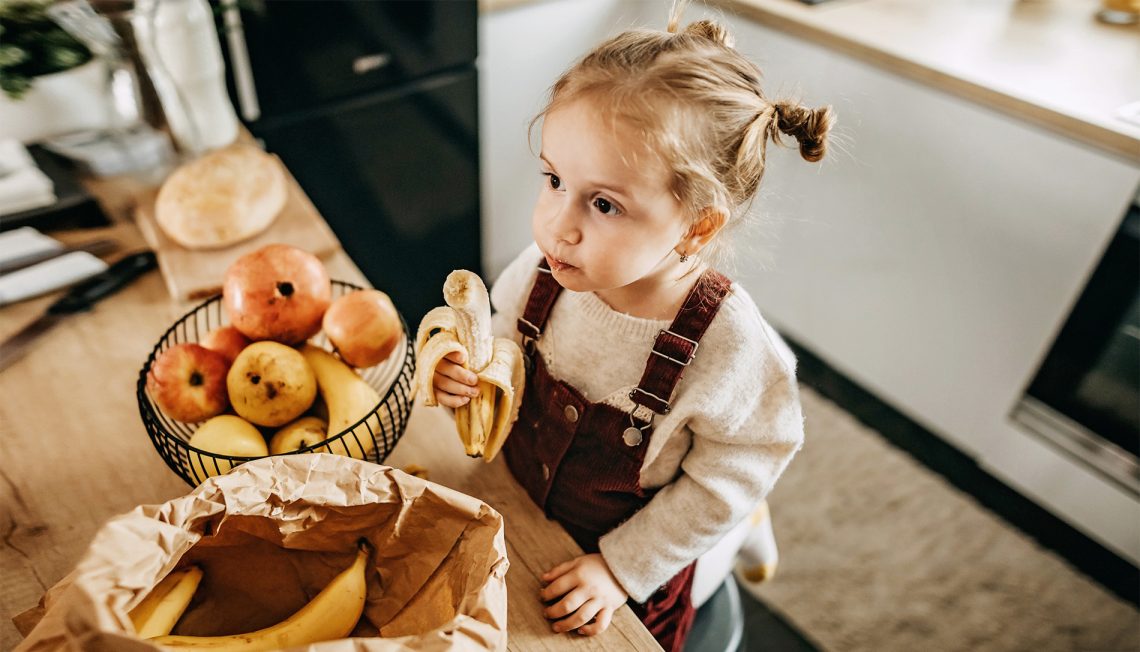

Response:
(681, 19), (735, 48)
(772, 100), (835, 162)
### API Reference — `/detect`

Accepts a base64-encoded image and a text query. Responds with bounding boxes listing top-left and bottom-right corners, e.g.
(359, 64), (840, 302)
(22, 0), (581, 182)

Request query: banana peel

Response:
(413, 270), (525, 462)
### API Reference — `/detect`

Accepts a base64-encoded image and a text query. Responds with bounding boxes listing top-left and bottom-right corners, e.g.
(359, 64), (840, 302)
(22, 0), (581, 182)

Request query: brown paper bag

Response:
(14, 454), (509, 651)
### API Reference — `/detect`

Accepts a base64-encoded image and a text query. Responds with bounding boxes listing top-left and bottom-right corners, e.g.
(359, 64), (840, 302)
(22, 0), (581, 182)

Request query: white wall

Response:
(478, 1), (1140, 563)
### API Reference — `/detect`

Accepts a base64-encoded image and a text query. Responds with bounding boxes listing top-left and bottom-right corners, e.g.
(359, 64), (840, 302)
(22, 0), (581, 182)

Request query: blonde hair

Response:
(530, 0), (835, 272)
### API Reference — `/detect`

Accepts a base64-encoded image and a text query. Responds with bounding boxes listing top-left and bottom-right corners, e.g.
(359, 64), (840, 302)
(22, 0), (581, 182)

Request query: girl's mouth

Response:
(544, 254), (576, 272)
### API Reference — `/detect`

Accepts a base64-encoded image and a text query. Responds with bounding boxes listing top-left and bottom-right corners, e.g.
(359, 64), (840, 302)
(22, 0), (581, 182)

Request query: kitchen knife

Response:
(0, 250), (157, 373)
(0, 238), (119, 276)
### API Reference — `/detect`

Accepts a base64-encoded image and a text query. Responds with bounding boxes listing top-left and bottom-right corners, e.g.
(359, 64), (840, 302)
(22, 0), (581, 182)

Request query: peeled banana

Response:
(130, 566), (203, 639)
(150, 542), (371, 650)
(299, 345), (382, 460)
(413, 270), (525, 462)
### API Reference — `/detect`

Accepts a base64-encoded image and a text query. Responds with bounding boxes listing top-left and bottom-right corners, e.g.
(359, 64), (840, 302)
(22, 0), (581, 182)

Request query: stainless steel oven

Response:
(1012, 185), (1140, 497)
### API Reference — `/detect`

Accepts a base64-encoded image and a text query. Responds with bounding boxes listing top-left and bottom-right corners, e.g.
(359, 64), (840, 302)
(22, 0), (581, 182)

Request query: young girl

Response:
(433, 2), (833, 649)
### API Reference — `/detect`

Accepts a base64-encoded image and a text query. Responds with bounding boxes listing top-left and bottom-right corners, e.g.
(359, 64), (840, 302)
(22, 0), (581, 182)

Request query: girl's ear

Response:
(682, 207), (728, 254)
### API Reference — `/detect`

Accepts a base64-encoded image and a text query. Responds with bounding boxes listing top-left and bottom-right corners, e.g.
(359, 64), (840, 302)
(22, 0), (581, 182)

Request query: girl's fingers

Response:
(553, 599), (600, 633)
(538, 574), (577, 603)
(541, 558), (577, 582)
(576, 608), (612, 636)
(438, 357), (478, 385)
(435, 373), (481, 398)
(544, 588), (588, 620)
(434, 391), (470, 409)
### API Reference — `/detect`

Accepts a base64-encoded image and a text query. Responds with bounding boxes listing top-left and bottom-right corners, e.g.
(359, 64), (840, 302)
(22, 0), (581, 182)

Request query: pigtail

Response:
(669, 0), (735, 48)
(682, 20), (735, 48)
(730, 104), (777, 200)
(770, 100), (836, 163)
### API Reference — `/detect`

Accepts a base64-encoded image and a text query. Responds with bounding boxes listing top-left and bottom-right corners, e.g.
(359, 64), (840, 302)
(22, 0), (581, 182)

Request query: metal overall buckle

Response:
(623, 407), (653, 448)
(518, 316), (541, 373)
(651, 328), (700, 367)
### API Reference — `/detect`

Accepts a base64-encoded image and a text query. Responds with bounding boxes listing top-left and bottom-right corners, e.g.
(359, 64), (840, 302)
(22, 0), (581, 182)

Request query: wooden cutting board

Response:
(135, 157), (342, 302)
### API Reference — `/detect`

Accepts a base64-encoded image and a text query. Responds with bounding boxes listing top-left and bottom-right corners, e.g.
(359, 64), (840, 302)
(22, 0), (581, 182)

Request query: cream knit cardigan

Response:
(489, 244), (806, 603)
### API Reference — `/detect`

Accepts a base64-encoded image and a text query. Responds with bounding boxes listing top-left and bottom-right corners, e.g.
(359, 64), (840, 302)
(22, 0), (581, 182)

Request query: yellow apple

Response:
(227, 341), (317, 427)
(269, 416), (329, 455)
(187, 415), (268, 482)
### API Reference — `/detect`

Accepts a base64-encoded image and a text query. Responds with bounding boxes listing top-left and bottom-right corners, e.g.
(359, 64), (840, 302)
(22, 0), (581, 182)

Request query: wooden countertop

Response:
(0, 218), (661, 651)
(482, 0), (1140, 164)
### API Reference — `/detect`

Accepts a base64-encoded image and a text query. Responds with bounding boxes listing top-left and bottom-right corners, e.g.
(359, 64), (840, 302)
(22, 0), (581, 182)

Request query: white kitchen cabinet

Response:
(710, 13), (1140, 563)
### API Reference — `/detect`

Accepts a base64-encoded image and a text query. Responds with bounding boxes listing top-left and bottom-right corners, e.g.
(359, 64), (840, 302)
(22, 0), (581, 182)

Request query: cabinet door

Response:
(226, 0), (477, 117)
(254, 70), (480, 324)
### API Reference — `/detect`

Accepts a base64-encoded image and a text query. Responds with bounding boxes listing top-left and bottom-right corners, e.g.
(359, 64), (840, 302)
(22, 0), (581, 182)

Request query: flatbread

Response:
(155, 144), (287, 249)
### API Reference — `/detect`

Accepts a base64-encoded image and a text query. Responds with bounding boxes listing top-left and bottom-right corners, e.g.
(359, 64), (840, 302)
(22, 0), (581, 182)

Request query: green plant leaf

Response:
(0, 72), (33, 100)
(0, 44), (29, 67)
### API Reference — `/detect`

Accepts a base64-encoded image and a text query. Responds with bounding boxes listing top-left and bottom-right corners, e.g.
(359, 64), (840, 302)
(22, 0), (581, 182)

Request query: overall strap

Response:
(517, 259), (563, 342)
(629, 270), (733, 415)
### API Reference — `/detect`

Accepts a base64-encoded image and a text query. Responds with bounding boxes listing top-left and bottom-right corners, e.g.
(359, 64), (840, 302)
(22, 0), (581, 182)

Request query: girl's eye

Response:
(593, 197), (619, 216)
(544, 173), (561, 190)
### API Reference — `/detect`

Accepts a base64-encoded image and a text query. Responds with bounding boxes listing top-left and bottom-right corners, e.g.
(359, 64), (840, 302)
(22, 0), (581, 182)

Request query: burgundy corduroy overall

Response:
(503, 260), (733, 652)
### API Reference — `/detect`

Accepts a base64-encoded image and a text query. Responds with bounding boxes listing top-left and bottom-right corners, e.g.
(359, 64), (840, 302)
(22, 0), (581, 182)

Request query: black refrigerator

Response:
(216, 0), (480, 324)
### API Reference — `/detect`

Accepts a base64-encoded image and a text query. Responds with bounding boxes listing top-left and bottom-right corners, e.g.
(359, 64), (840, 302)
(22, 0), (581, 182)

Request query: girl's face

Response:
(532, 98), (690, 295)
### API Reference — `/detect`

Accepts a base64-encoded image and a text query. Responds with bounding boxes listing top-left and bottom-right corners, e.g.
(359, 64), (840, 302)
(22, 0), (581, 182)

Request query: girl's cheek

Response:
(533, 193), (557, 222)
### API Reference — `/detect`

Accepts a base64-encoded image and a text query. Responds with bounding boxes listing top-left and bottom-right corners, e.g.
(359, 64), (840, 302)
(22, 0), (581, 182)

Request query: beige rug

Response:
(754, 386), (1140, 652)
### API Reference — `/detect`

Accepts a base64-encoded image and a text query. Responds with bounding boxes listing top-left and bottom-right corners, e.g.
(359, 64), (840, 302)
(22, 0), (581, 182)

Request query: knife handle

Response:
(47, 250), (158, 315)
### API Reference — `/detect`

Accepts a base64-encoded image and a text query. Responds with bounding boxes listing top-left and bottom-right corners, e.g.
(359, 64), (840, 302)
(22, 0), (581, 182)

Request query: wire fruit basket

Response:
(137, 280), (416, 487)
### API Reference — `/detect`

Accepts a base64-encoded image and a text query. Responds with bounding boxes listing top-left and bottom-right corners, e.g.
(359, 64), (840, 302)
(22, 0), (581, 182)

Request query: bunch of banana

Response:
(299, 345), (383, 460)
(129, 566), (203, 638)
(150, 541), (370, 650)
(413, 270), (525, 462)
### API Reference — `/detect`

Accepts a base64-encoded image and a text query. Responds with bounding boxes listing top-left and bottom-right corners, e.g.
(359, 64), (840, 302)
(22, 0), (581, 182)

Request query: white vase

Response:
(0, 59), (113, 144)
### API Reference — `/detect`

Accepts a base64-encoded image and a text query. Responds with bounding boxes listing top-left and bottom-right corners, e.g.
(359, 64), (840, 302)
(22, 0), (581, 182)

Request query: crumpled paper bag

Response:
(13, 454), (509, 652)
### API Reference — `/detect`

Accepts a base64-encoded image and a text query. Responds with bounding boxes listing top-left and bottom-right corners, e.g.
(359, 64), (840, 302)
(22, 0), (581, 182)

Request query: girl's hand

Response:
(433, 350), (480, 408)
(539, 553), (628, 636)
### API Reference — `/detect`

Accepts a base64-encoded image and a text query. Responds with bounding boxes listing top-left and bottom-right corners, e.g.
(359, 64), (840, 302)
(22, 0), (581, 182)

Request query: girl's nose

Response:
(549, 201), (582, 245)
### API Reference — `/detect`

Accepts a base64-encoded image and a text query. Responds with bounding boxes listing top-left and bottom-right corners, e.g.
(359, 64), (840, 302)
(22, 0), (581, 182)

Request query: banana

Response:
(130, 566), (203, 639)
(442, 271), (494, 372)
(413, 270), (525, 462)
(150, 542), (371, 650)
(299, 345), (382, 460)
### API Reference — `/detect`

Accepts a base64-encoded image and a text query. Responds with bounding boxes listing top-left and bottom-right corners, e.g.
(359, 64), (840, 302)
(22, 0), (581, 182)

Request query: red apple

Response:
(147, 343), (230, 422)
(200, 326), (252, 365)
(322, 289), (402, 367)
(223, 244), (331, 344)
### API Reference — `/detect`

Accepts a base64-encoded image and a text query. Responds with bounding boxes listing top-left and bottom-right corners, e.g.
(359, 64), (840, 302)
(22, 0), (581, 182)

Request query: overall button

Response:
(541, 463), (551, 481)
(563, 404), (579, 423)
(622, 427), (644, 447)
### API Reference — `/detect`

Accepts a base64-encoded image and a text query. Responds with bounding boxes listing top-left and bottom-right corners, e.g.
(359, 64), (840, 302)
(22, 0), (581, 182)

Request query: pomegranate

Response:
(223, 244), (331, 344)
